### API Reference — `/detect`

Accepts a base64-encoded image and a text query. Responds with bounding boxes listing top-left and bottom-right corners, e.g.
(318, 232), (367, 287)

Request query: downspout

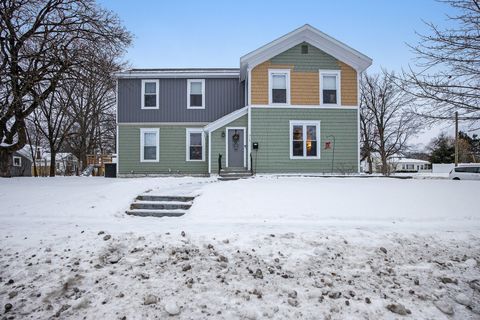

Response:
(247, 67), (252, 171)
(208, 130), (212, 175)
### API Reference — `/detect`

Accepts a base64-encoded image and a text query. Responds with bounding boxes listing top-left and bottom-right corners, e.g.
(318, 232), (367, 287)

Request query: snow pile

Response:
(0, 176), (479, 319)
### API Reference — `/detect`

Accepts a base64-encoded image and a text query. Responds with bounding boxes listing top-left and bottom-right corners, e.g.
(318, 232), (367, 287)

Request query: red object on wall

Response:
(325, 141), (331, 149)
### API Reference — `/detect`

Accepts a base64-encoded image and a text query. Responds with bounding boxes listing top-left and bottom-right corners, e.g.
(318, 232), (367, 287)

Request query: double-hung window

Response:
(141, 80), (159, 109)
(289, 121), (320, 159)
(186, 128), (205, 161)
(13, 156), (21, 167)
(187, 79), (205, 109)
(140, 128), (159, 162)
(320, 70), (340, 106)
(269, 69), (290, 105)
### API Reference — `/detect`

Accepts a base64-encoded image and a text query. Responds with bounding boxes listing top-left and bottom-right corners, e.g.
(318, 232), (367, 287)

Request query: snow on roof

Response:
(391, 158), (430, 164)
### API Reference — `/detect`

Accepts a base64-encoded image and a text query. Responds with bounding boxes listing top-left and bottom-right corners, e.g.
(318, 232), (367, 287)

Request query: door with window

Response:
(227, 128), (245, 168)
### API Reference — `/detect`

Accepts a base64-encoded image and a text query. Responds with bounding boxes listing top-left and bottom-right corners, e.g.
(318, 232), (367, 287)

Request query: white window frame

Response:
(140, 128), (160, 162)
(268, 69), (291, 105)
(13, 156), (22, 167)
(187, 79), (205, 109)
(186, 128), (205, 162)
(289, 120), (321, 160)
(319, 70), (341, 106)
(141, 79), (159, 109)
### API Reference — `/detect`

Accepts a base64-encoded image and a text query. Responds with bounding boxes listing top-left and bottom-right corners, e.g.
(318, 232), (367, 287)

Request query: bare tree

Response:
(399, 0), (480, 126)
(360, 71), (420, 175)
(65, 54), (121, 170)
(0, 0), (131, 177)
(33, 83), (76, 176)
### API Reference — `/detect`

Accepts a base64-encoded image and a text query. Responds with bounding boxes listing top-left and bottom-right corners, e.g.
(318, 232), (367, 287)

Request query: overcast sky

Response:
(98, 0), (465, 149)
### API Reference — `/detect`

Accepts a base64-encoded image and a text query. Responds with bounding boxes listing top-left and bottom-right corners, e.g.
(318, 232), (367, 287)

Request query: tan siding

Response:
(339, 61), (358, 106)
(291, 71), (319, 105)
(251, 60), (358, 106)
(251, 61), (292, 105)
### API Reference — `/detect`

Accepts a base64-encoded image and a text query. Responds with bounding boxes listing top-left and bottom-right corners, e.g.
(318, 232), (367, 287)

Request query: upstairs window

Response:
(290, 121), (320, 159)
(269, 69), (290, 105)
(320, 70), (341, 106)
(186, 128), (205, 161)
(141, 80), (159, 109)
(140, 128), (159, 162)
(187, 79), (205, 109)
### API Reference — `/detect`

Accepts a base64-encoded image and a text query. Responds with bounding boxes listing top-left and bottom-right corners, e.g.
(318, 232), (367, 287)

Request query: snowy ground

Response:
(0, 176), (479, 319)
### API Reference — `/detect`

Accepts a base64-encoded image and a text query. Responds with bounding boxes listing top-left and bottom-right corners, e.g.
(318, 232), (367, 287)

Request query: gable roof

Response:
(240, 24), (372, 80)
(203, 106), (248, 132)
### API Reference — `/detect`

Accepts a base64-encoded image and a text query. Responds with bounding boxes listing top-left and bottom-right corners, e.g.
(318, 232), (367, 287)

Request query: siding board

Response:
(118, 125), (208, 175)
(118, 78), (245, 123)
(250, 108), (358, 173)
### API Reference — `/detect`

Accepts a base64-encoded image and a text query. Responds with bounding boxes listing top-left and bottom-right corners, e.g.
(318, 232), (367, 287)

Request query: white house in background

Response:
(390, 157), (431, 173)
(361, 155), (432, 173)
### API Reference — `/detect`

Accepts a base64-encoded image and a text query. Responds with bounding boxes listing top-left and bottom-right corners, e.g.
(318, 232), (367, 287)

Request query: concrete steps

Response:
(126, 195), (195, 218)
(218, 169), (253, 181)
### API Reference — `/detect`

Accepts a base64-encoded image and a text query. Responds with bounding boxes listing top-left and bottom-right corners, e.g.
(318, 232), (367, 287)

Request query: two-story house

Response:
(115, 24), (372, 176)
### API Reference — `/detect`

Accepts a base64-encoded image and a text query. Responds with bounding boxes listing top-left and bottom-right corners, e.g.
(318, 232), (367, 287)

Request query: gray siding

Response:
(11, 152), (32, 177)
(118, 78), (245, 123)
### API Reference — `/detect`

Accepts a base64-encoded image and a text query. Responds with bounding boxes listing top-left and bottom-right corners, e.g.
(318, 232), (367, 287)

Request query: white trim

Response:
(13, 156), (22, 167)
(187, 79), (205, 109)
(247, 68), (252, 106)
(240, 24), (372, 80)
(141, 79), (159, 109)
(208, 131), (212, 174)
(289, 120), (321, 160)
(247, 106), (252, 171)
(115, 71), (239, 78)
(203, 106), (248, 132)
(225, 127), (247, 168)
(140, 128), (160, 162)
(115, 78), (119, 177)
(268, 69), (291, 105)
(251, 105), (358, 110)
(357, 71), (362, 173)
(319, 70), (341, 107)
(118, 122), (209, 126)
(185, 128), (205, 162)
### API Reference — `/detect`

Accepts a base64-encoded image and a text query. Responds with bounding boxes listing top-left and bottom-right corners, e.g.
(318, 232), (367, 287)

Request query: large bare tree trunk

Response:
(49, 151), (56, 177)
(0, 149), (11, 178)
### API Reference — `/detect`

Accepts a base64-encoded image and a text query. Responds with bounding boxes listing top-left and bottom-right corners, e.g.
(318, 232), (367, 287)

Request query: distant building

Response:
(361, 155), (432, 174)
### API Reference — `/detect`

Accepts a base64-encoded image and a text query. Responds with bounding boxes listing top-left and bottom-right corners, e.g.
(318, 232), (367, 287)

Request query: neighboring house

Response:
(361, 156), (432, 174)
(35, 153), (79, 176)
(10, 147), (33, 177)
(115, 25), (372, 176)
(391, 158), (431, 173)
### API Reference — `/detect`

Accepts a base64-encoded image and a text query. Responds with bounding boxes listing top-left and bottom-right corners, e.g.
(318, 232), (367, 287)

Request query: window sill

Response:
(290, 156), (321, 160)
(141, 106), (159, 110)
(140, 159), (159, 163)
(187, 106), (205, 110)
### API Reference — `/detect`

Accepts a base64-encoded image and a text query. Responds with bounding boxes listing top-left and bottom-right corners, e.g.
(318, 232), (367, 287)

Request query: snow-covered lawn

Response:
(0, 176), (479, 319)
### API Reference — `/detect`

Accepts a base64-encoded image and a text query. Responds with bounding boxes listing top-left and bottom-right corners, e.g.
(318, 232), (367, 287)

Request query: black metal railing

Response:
(218, 154), (222, 175)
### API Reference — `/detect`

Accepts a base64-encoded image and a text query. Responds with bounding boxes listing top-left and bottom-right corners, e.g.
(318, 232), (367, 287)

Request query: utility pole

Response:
(455, 111), (459, 167)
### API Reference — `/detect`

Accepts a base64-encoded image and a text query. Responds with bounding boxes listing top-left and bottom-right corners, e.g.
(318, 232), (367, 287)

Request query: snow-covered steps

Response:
(218, 169), (253, 181)
(125, 209), (186, 217)
(126, 195), (196, 218)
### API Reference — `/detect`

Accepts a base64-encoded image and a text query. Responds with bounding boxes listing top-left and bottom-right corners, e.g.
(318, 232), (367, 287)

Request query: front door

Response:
(227, 128), (245, 168)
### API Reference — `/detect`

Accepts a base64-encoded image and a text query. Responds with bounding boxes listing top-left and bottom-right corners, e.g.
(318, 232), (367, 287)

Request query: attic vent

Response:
(301, 44), (308, 54)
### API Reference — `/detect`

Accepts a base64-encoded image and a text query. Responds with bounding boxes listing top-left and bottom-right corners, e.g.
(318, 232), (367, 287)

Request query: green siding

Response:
(270, 42), (340, 72)
(250, 108), (358, 173)
(118, 125), (208, 175)
(211, 115), (248, 173)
